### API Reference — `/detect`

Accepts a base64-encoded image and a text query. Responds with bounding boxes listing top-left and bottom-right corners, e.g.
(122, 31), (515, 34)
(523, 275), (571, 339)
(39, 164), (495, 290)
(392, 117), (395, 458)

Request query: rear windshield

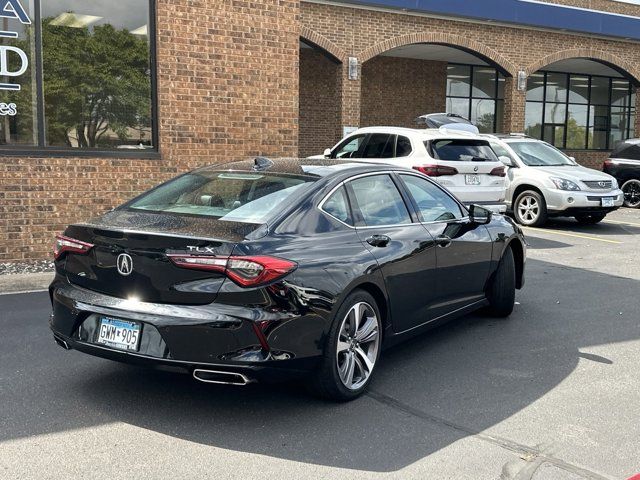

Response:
(127, 171), (315, 223)
(428, 139), (498, 162)
(610, 142), (640, 160)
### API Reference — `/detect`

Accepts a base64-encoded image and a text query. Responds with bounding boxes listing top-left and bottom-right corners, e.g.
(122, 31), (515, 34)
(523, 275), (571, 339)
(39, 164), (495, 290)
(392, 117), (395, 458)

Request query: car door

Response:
(396, 173), (494, 319)
(345, 173), (438, 333)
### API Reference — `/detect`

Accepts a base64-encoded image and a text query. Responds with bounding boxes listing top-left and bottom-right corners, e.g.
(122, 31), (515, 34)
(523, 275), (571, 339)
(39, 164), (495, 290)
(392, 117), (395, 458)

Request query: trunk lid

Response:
(62, 210), (262, 305)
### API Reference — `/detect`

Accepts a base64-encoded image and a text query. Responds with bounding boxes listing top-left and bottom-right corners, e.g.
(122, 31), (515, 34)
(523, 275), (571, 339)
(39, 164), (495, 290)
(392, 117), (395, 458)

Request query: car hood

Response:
(532, 165), (614, 182)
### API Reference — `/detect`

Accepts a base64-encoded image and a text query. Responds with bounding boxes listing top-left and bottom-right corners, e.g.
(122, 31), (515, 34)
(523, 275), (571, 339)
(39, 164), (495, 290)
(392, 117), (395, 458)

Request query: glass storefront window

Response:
(0, 0), (155, 153)
(525, 71), (636, 150)
(446, 64), (505, 133)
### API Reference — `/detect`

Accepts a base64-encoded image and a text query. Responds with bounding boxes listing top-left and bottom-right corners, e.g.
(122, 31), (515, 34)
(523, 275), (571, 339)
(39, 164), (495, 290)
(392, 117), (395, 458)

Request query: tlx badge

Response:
(187, 246), (217, 254)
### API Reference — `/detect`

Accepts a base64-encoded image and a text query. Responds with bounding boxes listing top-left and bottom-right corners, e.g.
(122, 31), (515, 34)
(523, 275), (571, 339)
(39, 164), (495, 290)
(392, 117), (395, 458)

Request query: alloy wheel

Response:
(622, 180), (640, 208)
(517, 195), (540, 224)
(336, 302), (380, 390)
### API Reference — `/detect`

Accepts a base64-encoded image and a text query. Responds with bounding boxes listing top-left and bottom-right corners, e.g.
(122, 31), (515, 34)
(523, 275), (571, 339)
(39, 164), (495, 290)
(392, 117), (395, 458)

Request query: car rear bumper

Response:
(442, 185), (506, 204)
(545, 188), (624, 214)
(49, 276), (326, 382)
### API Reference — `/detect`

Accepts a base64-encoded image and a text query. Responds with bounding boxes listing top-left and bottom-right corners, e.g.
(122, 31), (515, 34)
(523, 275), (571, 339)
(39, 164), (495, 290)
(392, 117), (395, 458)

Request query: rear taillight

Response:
(167, 254), (297, 287)
(413, 165), (459, 177)
(603, 159), (613, 170)
(489, 166), (506, 177)
(54, 234), (94, 260)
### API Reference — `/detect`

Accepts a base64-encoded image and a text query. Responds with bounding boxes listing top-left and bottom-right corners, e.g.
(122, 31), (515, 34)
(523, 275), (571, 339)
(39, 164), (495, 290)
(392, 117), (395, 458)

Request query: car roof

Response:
(194, 157), (410, 180)
(353, 126), (487, 141)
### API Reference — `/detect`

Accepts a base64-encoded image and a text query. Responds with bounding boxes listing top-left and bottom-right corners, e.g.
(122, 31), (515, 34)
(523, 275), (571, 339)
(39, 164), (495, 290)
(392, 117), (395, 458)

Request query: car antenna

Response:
(253, 156), (274, 171)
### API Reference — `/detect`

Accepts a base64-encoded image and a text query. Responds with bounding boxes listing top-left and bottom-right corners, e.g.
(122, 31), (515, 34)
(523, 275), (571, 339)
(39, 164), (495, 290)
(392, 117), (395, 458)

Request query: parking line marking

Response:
(603, 219), (640, 227)
(521, 226), (622, 244)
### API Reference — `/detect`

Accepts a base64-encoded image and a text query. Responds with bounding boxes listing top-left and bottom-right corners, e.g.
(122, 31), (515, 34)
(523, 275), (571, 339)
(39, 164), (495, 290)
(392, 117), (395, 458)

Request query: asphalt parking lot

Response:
(0, 209), (639, 480)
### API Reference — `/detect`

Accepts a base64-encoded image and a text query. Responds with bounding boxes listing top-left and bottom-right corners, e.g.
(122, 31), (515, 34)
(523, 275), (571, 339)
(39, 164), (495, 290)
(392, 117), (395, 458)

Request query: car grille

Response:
(583, 180), (612, 189)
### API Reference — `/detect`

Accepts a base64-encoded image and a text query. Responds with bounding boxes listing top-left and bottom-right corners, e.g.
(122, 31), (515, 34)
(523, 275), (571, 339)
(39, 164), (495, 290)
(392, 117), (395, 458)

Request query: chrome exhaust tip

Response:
(54, 335), (71, 350)
(192, 369), (251, 386)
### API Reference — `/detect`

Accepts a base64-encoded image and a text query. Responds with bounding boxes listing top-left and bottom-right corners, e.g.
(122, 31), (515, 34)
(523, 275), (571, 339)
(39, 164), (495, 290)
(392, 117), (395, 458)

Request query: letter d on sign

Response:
(0, 45), (28, 77)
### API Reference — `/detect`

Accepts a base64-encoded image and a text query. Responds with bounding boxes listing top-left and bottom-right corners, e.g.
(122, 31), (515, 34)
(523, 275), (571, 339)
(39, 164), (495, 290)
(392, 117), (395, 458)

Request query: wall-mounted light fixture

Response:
(517, 70), (527, 91)
(348, 57), (358, 81)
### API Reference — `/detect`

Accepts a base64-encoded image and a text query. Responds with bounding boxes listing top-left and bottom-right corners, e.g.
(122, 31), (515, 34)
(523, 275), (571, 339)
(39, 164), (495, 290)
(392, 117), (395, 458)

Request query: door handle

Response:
(435, 234), (452, 248)
(366, 234), (391, 248)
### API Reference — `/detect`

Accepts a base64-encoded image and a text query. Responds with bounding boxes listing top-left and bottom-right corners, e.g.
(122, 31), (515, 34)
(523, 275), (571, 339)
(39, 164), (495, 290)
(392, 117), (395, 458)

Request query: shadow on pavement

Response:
(1, 258), (638, 472)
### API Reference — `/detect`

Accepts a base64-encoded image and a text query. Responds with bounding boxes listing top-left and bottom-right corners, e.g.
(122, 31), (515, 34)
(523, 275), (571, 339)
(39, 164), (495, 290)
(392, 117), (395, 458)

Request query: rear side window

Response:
(428, 139), (498, 162)
(128, 172), (314, 224)
(349, 175), (411, 226)
(399, 174), (463, 222)
(321, 186), (352, 226)
(361, 134), (394, 158)
(396, 136), (412, 157)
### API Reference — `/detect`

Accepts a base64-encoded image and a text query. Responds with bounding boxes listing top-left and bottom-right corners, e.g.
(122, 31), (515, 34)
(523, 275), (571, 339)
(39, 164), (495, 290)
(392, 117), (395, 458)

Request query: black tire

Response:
(513, 190), (548, 227)
(574, 213), (606, 225)
(621, 179), (640, 208)
(485, 247), (516, 318)
(308, 290), (382, 402)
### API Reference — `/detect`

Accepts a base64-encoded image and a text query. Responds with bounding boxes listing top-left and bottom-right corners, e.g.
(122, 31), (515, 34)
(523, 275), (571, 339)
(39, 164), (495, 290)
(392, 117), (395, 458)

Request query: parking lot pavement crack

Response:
(366, 390), (614, 480)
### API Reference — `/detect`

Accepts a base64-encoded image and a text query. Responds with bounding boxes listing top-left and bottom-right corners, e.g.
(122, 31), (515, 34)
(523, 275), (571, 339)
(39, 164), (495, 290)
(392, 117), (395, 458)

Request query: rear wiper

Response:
(471, 157), (491, 162)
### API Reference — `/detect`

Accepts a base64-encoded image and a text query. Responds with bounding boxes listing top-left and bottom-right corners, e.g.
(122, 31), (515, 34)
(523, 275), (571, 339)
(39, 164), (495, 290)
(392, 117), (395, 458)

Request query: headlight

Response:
(550, 177), (581, 191)
(610, 177), (618, 189)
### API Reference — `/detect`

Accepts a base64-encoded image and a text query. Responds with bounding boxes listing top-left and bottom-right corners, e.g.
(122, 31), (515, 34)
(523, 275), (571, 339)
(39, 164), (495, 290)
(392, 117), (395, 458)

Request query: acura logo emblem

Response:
(116, 253), (133, 276)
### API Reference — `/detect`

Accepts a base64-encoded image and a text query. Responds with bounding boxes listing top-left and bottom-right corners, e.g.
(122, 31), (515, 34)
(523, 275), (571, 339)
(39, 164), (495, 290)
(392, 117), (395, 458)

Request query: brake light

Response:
(489, 166), (506, 177)
(603, 159), (613, 170)
(54, 234), (94, 260)
(167, 254), (297, 287)
(413, 165), (458, 177)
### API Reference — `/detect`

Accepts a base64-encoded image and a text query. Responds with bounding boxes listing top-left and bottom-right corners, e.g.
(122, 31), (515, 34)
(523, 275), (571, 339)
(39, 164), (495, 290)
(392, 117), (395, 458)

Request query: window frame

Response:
(0, 0), (159, 158)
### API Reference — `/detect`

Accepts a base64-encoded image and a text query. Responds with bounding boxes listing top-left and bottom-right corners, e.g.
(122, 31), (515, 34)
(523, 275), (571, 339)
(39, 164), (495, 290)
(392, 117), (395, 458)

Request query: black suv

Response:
(603, 140), (640, 208)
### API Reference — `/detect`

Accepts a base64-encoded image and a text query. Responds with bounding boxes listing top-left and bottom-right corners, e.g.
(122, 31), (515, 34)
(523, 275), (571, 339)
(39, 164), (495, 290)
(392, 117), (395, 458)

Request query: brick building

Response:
(2, 0), (640, 262)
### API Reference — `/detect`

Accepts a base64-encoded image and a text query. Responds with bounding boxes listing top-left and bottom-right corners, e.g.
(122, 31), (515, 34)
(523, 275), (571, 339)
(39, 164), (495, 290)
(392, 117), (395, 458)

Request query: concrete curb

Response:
(0, 273), (54, 295)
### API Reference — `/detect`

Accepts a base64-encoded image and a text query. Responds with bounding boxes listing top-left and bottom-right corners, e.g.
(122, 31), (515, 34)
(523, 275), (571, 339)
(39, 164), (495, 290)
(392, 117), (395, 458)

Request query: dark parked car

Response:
(50, 158), (526, 401)
(603, 140), (640, 208)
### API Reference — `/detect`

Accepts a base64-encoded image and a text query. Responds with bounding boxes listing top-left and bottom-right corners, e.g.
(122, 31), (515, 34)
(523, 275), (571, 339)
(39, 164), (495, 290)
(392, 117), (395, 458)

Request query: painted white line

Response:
(522, 226), (623, 244)
(603, 219), (640, 227)
(0, 289), (48, 296)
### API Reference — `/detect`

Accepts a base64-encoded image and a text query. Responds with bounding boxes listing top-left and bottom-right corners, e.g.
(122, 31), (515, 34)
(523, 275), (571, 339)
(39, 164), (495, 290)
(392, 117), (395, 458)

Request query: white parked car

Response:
(310, 126), (507, 211)
(483, 134), (624, 226)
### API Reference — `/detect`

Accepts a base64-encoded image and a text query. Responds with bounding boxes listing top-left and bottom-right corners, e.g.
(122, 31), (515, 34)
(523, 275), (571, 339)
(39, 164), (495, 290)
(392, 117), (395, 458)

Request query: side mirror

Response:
(469, 204), (492, 225)
(323, 148), (332, 159)
(498, 155), (515, 167)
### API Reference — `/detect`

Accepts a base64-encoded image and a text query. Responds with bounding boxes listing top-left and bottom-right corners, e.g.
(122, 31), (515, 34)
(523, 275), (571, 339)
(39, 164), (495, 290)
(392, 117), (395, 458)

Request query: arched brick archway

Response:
(300, 26), (346, 63)
(358, 32), (518, 77)
(525, 48), (640, 84)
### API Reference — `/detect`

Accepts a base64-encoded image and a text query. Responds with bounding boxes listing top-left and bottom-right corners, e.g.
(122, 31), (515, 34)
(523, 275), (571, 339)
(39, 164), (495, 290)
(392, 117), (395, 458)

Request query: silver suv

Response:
(483, 135), (623, 226)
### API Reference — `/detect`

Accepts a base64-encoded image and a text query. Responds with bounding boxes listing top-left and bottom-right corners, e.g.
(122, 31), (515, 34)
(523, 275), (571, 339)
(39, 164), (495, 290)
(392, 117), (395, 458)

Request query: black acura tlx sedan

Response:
(50, 158), (526, 401)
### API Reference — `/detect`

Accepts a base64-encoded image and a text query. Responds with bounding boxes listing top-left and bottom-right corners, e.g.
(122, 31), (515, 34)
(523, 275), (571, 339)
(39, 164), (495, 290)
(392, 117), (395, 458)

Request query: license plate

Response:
(601, 197), (614, 207)
(465, 174), (481, 185)
(97, 317), (141, 351)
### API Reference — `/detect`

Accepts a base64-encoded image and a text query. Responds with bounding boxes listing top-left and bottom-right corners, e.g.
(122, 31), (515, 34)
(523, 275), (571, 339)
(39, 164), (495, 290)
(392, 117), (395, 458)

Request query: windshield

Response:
(428, 139), (499, 162)
(127, 171), (315, 223)
(508, 141), (575, 166)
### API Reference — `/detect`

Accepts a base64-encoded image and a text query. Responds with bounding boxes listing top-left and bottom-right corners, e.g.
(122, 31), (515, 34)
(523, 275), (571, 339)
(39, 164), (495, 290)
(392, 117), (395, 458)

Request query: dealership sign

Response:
(0, 0), (30, 115)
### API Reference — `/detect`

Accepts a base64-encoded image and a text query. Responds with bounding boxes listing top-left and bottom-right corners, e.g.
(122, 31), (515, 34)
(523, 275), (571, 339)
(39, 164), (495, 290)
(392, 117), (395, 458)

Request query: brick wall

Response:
(299, 48), (342, 157)
(565, 150), (609, 170)
(360, 57), (447, 128)
(0, 0), (300, 262)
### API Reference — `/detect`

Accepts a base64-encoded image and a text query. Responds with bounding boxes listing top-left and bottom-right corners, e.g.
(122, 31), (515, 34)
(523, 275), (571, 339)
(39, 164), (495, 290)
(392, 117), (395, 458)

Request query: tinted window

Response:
(333, 135), (366, 159)
(128, 172), (314, 223)
(360, 134), (394, 158)
(349, 175), (411, 226)
(400, 175), (463, 222)
(610, 143), (640, 161)
(322, 186), (352, 225)
(396, 136), (412, 157)
(429, 139), (498, 162)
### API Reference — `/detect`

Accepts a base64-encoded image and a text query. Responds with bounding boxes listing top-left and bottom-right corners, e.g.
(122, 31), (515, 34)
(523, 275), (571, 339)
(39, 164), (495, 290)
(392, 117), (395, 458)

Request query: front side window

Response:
(0, 0), (155, 152)
(128, 172), (315, 224)
(349, 174), (411, 226)
(333, 134), (366, 159)
(429, 139), (499, 162)
(489, 141), (516, 161)
(508, 141), (574, 167)
(400, 174), (463, 222)
(525, 71), (635, 150)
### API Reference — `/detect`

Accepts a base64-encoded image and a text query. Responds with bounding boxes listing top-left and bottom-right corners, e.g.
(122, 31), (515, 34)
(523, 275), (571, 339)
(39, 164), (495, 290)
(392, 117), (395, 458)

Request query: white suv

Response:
(310, 126), (507, 211)
(484, 134), (624, 226)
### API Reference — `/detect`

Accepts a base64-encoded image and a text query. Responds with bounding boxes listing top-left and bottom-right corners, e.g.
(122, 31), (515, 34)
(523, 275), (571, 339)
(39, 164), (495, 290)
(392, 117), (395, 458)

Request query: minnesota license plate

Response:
(465, 174), (481, 185)
(601, 197), (615, 207)
(97, 317), (141, 351)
